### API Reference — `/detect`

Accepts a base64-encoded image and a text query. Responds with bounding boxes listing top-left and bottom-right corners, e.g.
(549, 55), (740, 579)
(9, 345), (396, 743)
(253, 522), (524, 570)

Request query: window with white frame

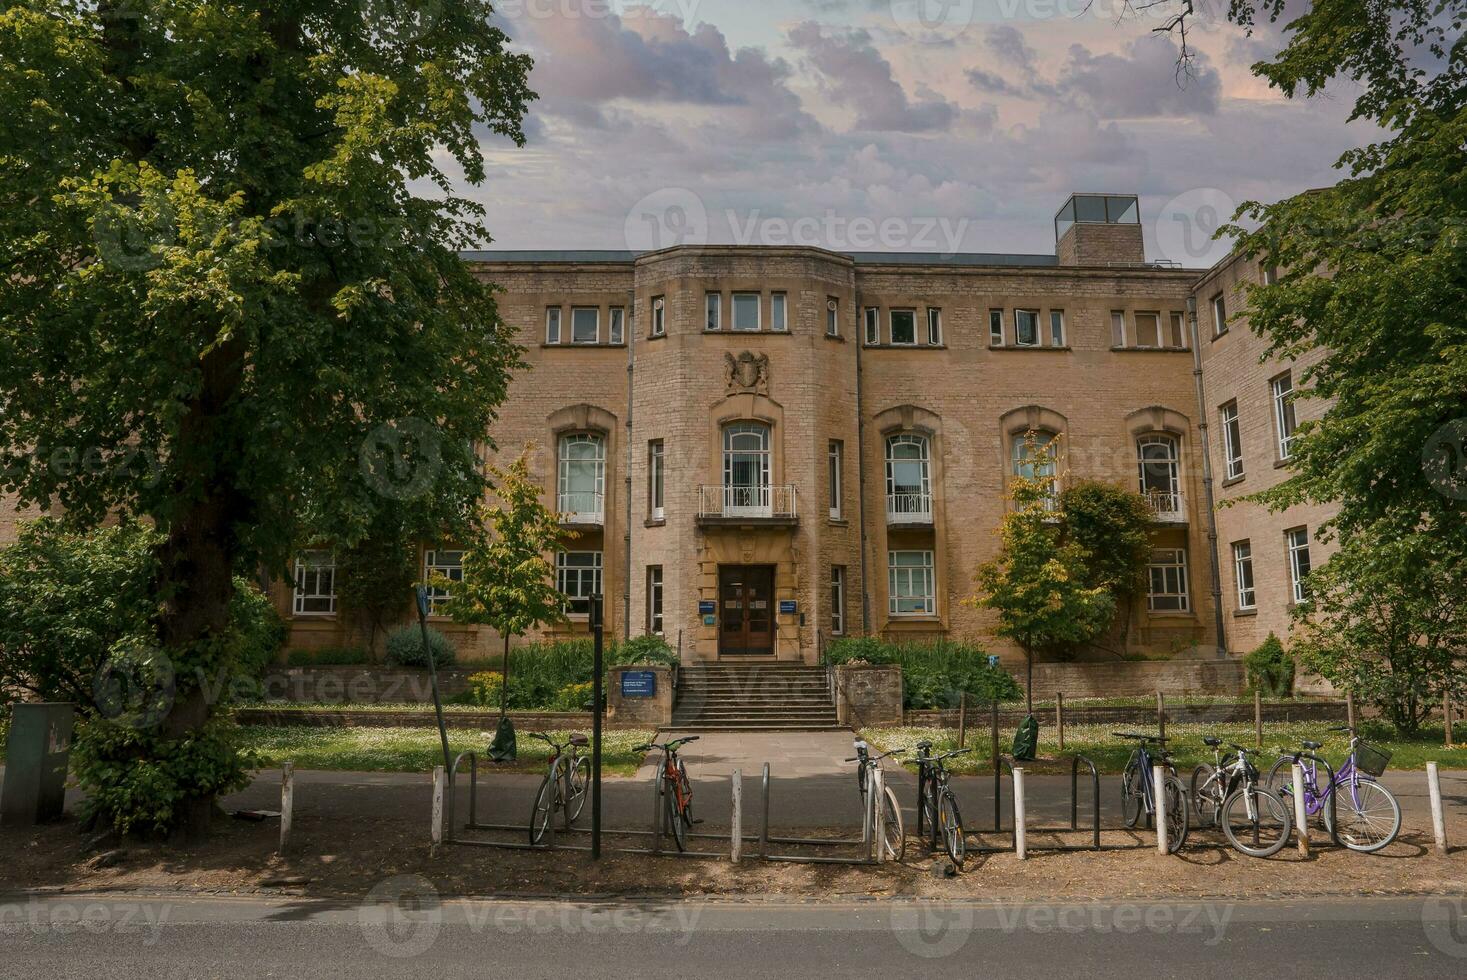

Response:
(558, 433), (605, 520)
(1147, 548), (1190, 612)
(1134, 311), (1162, 348)
(557, 551), (602, 617)
(1168, 311), (1187, 348)
(648, 439), (665, 520)
(571, 307), (599, 345)
(1286, 527), (1311, 604)
(723, 422), (771, 512)
(651, 296), (665, 337)
(608, 307), (625, 345)
(545, 307), (561, 345)
(889, 309), (917, 345)
(989, 309), (1005, 346)
(1015, 309), (1040, 347)
(771, 292), (788, 332)
(423, 549), (464, 613)
(1211, 293), (1227, 336)
(293, 550), (337, 615)
(1137, 433), (1181, 516)
(1110, 311), (1126, 347)
(1232, 541), (1255, 610)
(732, 292), (760, 331)
(647, 565), (663, 634)
(1271, 371), (1297, 460)
(888, 551), (935, 616)
(831, 565), (846, 635)
(1012, 429), (1059, 507)
(927, 308), (943, 346)
(828, 439), (843, 520)
(864, 307), (879, 345)
(826, 298), (840, 337)
(705, 292), (721, 331)
(1220, 401), (1244, 480)
(885, 433), (931, 519)
(1049, 310), (1065, 347)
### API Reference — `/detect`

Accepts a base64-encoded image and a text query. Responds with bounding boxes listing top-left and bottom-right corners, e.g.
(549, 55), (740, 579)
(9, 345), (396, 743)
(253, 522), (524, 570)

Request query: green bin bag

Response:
(488, 716), (517, 763)
(1011, 714), (1039, 761)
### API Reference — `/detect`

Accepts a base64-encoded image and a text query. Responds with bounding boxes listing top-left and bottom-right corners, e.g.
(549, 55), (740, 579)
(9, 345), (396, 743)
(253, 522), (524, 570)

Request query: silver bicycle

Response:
(1191, 736), (1293, 857)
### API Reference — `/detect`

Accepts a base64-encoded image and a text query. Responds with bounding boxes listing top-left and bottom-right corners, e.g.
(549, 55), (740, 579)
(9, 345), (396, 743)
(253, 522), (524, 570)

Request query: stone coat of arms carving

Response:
(724, 351), (770, 395)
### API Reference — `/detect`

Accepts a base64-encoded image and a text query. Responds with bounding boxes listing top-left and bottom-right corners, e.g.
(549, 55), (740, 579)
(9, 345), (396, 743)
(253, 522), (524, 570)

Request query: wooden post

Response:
(957, 692), (967, 750)
(1292, 764), (1309, 857)
(871, 767), (887, 863)
(1056, 692), (1065, 752)
(731, 769), (742, 864)
(431, 765), (445, 846)
(278, 762), (294, 854)
(1254, 689), (1263, 749)
(1445, 694), (1455, 750)
(1156, 690), (1166, 741)
(1427, 763), (1448, 854)
(1012, 767), (1027, 860)
(1346, 692), (1356, 731)
(1154, 764), (1169, 855)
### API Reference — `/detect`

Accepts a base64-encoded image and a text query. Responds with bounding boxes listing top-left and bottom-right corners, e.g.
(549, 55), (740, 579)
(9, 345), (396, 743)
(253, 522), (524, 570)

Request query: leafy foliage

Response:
(1244, 633), (1295, 698)
(1058, 480), (1153, 602)
(609, 633), (679, 668)
(550, 681), (595, 712)
(334, 517), (417, 660)
(823, 637), (1022, 709)
(384, 624), (457, 670)
(285, 646), (371, 667)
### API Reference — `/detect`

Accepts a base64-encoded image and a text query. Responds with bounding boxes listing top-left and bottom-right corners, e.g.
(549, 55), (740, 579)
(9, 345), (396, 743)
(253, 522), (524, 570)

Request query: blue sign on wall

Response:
(621, 670), (657, 698)
(779, 600), (797, 615)
(987, 655), (1001, 667)
(698, 600), (716, 615)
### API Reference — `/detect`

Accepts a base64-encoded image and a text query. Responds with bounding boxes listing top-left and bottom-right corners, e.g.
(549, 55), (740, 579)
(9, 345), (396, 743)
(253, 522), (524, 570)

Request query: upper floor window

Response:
(1262, 264), (1278, 286)
(1220, 401), (1244, 480)
(1147, 548), (1190, 612)
(927, 308), (943, 346)
(423, 549), (464, 613)
(608, 307), (625, 345)
(648, 439), (665, 520)
(1049, 311), (1065, 347)
(706, 292), (721, 331)
(1211, 293), (1227, 336)
(722, 422), (771, 512)
(864, 307), (879, 345)
(890, 310), (917, 346)
(826, 298), (840, 337)
(1232, 541), (1256, 610)
(989, 309), (1005, 346)
(771, 292), (788, 332)
(651, 296), (665, 337)
(732, 292), (760, 331)
(571, 307), (599, 345)
(545, 308), (561, 345)
(1111, 310), (1126, 347)
(1168, 311), (1187, 348)
(1271, 371), (1297, 460)
(558, 433), (605, 522)
(1137, 433), (1182, 520)
(828, 439), (843, 520)
(885, 433), (931, 521)
(1287, 527), (1311, 604)
(293, 550), (336, 615)
(1013, 309), (1040, 347)
(1134, 311), (1162, 348)
(1011, 430), (1058, 507)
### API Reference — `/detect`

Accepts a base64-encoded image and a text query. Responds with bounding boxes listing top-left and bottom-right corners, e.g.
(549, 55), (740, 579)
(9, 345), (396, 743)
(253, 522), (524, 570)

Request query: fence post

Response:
(1056, 692), (1065, 752)
(1346, 692), (1356, 731)
(871, 767), (887, 863)
(957, 692), (967, 750)
(760, 763), (770, 859)
(1446, 695), (1455, 750)
(1012, 766), (1027, 861)
(431, 765), (445, 847)
(731, 769), (742, 863)
(991, 699), (1001, 833)
(1427, 762), (1448, 854)
(1156, 690), (1166, 741)
(279, 762), (294, 854)
(1153, 764), (1168, 855)
(1254, 689), (1263, 749)
(1292, 764), (1310, 857)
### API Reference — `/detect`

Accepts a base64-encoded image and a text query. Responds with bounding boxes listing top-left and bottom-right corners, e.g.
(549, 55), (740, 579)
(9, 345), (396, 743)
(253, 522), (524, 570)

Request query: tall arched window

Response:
(885, 433), (931, 522)
(1011, 430), (1059, 508)
(722, 422), (771, 515)
(1137, 433), (1183, 521)
(558, 433), (605, 523)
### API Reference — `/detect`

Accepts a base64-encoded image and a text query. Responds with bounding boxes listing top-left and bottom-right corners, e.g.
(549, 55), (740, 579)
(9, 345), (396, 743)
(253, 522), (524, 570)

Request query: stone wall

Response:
(834, 662), (903, 728)
(260, 667), (481, 704)
(236, 707), (649, 731)
(606, 665), (672, 727)
(1022, 659), (1245, 700)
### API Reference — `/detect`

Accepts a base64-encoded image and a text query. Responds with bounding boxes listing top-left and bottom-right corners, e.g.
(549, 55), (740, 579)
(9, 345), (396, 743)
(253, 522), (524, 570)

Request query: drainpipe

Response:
(623, 286), (636, 642)
(1188, 295), (1227, 659)
(853, 276), (872, 635)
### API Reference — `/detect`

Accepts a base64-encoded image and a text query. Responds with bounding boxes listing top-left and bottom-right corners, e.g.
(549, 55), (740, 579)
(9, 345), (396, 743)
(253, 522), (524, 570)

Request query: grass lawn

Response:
(237, 724), (655, 776)
(863, 720), (1467, 775)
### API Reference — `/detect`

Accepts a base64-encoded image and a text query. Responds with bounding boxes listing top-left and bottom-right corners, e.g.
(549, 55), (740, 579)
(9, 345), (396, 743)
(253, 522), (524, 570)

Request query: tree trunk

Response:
(499, 632), (511, 720)
(1024, 642), (1034, 714)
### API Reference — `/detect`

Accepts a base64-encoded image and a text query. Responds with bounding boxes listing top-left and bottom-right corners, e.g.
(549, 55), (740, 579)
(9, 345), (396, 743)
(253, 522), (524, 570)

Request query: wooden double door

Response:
(718, 565), (775, 657)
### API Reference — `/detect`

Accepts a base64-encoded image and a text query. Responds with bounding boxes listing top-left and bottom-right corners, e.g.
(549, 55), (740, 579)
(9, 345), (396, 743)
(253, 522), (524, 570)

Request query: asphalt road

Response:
(3, 892), (1466, 978)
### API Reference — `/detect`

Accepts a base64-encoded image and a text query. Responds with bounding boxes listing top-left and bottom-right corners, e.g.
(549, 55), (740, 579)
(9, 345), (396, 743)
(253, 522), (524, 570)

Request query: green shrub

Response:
(824, 637), (1022, 709)
(228, 577), (287, 679)
(551, 681), (595, 712)
(1245, 633), (1295, 698)
(610, 634), (678, 668)
(287, 646), (371, 667)
(385, 625), (457, 668)
(464, 670), (504, 708)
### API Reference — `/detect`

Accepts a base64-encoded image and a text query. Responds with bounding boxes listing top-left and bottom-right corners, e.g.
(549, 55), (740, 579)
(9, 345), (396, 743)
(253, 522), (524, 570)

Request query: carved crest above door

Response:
(724, 351), (770, 395)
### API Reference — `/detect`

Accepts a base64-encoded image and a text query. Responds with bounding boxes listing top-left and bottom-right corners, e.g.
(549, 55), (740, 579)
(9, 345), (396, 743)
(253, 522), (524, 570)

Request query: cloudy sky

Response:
(460, 0), (1375, 267)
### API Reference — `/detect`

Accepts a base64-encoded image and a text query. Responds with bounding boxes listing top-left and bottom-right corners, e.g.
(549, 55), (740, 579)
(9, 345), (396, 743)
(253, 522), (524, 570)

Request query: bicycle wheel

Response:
(1221, 786), (1292, 858)
(938, 791), (965, 867)
(881, 784), (905, 862)
(663, 778), (688, 852)
(1121, 758), (1145, 829)
(1266, 757), (1294, 799)
(676, 759), (694, 826)
(1324, 778), (1401, 853)
(1163, 775), (1189, 853)
(1191, 764), (1221, 829)
(919, 774), (938, 843)
(529, 773), (556, 845)
(566, 756), (590, 823)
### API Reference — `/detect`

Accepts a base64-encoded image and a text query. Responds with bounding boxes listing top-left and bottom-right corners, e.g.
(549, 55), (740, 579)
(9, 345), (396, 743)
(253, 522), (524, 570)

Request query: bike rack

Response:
(967, 753), (1143, 853)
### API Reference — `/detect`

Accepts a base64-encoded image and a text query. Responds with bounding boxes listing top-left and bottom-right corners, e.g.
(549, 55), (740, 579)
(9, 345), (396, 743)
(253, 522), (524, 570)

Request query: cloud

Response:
(1057, 36), (1222, 117)
(985, 25), (1037, 69)
(788, 20), (958, 133)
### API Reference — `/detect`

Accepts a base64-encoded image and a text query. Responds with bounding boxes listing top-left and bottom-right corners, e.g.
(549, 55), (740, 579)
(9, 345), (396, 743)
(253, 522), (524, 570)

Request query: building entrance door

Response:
(718, 565), (775, 657)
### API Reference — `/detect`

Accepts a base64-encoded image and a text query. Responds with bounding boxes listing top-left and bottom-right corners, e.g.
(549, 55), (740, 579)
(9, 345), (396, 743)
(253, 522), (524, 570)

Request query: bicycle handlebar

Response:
(1112, 731), (1168, 742)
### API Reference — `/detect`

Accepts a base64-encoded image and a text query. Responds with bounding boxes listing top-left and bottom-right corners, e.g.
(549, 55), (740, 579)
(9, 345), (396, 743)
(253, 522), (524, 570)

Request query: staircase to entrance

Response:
(671, 663), (842, 731)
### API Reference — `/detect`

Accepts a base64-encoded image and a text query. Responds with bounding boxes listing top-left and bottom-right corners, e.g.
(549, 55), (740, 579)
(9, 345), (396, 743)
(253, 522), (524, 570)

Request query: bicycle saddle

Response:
(1203, 737), (1222, 747)
(1301, 739), (1322, 750)
(915, 740), (933, 750)
(568, 733), (589, 747)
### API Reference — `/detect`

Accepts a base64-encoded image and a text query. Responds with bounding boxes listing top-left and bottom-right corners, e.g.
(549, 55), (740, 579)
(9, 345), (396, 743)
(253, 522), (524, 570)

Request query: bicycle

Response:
(1115, 732), (1189, 852)
(847, 739), (906, 861)
(527, 731), (590, 844)
(1266, 725), (1401, 853)
(1191, 736), (1293, 857)
(915, 740), (971, 866)
(634, 735), (700, 852)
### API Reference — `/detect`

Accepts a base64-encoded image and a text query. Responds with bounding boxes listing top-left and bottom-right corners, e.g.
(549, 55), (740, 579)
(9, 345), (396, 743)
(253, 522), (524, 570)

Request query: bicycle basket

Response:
(1354, 741), (1392, 777)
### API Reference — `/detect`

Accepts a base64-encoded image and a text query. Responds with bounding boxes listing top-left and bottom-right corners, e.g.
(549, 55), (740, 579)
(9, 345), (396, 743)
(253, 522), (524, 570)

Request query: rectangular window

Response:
(828, 439), (843, 520)
(826, 298), (840, 337)
(545, 307), (561, 345)
(1111, 311), (1126, 347)
(1134, 312), (1161, 348)
(1232, 541), (1256, 610)
(1015, 309), (1040, 347)
(889, 309), (917, 345)
(423, 549), (464, 613)
(556, 551), (603, 617)
(648, 439), (665, 519)
(705, 292), (721, 331)
(1287, 528), (1311, 604)
(989, 309), (1005, 346)
(292, 550), (337, 615)
(1168, 311), (1187, 348)
(1263, 264), (1278, 286)
(651, 296), (665, 337)
(888, 551), (936, 616)
(647, 565), (664, 634)
(1147, 548), (1190, 612)
(771, 292), (788, 332)
(571, 307), (599, 345)
(1211, 293), (1227, 336)
(864, 307), (880, 345)
(608, 307), (625, 345)
(1272, 372), (1297, 460)
(1049, 310), (1065, 347)
(1220, 400), (1244, 480)
(927, 308), (943, 346)
(831, 565), (846, 635)
(732, 292), (760, 331)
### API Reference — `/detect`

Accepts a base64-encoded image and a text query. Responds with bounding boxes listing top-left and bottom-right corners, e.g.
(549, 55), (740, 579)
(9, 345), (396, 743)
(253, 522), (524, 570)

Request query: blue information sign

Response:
(620, 670), (657, 698)
(698, 600), (716, 615)
(779, 600), (797, 615)
(987, 655), (1001, 667)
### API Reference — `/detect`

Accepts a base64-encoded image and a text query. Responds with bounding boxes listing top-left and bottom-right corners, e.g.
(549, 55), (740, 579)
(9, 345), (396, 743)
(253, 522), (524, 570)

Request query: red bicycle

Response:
(636, 735), (699, 851)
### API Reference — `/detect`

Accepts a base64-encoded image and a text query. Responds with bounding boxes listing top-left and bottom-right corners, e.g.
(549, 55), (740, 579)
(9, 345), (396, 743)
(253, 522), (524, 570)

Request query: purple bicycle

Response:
(1266, 725), (1401, 853)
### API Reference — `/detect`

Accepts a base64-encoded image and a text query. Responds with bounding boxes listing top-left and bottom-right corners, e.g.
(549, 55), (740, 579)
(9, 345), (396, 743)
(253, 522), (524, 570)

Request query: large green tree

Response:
(0, 2), (533, 832)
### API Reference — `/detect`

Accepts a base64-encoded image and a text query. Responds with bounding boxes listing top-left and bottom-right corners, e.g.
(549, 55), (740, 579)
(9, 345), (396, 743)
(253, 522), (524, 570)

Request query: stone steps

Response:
(672, 663), (841, 730)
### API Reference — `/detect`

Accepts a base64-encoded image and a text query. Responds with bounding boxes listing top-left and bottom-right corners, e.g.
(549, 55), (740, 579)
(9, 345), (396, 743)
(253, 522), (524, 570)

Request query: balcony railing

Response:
(558, 491), (605, 525)
(697, 484), (798, 522)
(1144, 489), (1186, 523)
(886, 492), (933, 524)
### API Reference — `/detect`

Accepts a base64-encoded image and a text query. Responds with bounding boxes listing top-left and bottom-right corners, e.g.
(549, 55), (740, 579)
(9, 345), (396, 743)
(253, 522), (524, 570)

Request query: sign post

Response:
(591, 593), (605, 860)
(415, 585), (452, 773)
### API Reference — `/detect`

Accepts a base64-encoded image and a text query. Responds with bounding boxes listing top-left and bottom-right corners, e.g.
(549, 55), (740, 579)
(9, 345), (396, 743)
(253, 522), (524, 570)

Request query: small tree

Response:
(971, 436), (1114, 711)
(335, 516), (417, 661)
(1058, 479), (1153, 648)
(1291, 532), (1467, 736)
(438, 449), (569, 718)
